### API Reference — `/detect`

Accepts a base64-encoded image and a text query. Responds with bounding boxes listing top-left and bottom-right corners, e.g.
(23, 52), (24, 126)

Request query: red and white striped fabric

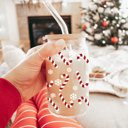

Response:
(10, 99), (38, 128)
(11, 86), (83, 128)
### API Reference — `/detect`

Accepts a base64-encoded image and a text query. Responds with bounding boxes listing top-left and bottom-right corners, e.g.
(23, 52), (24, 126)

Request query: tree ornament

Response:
(98, 7), (104, 13)
(82, 24), (87, 29)
(112, 20), (116, 25)
(79, 0), (128, 49)
(113, 8), (119, 13)
(102, 21), (108, 27)
(103, 30), (110, 36)
(111, 36), (118, 44)
(105, 8), (111, 14)
(95, 34), (102, 40)
(121, 19), (126, 23)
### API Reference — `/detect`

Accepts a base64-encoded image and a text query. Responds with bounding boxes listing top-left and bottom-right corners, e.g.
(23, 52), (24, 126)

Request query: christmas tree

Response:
(80, 0), (128, 49)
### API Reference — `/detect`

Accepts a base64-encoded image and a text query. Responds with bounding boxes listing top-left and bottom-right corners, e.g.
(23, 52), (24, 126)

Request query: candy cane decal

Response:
(58, 52), (72, 66)
(59, 74), (70, 91)
(48, 97), (59, 111)
(78, 96), (89, 106)
(77, 53), (89, 63)
(59, 93), (74, 108)
(47, 81), (54, 88)
(76, 71), (89, 88)
(48, 56), (58, 68)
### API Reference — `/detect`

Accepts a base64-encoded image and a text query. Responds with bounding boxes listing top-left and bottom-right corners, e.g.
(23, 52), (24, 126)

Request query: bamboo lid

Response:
(44, 34), (85, 40)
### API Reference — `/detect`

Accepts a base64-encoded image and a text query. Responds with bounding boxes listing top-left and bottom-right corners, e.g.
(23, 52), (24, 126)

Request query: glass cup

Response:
(45, 34), (89, 118)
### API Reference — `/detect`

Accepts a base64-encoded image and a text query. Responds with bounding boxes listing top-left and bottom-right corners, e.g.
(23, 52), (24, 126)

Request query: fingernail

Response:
(55, 39), (66, 47)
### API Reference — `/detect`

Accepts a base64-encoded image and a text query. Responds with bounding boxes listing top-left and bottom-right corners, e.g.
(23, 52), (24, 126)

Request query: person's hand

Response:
(3, 39), (65, 102)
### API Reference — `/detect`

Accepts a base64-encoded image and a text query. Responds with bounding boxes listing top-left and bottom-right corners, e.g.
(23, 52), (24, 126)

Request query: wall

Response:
(0, 0), (20, 45)
(16, 2), (81, 50)
(81, 0), (90, 8)
(0, 0), (9, 40)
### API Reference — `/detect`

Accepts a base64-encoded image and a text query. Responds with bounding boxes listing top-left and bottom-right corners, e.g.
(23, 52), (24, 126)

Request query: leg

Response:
(33, 87), (83, 128)
(10, 99), (38, 128)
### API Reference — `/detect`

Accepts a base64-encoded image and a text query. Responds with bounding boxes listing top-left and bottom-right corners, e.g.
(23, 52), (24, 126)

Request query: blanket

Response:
(89, 45), (128, 97)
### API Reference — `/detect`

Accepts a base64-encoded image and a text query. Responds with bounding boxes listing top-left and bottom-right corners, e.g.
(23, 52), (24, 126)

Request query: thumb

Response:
(26, 39), (65, 66)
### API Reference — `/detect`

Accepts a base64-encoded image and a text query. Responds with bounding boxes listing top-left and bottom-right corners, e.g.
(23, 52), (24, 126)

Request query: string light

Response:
(103, 31), (106, 34)
(115, 16), (118, 20)
(122, 30), (126, 33)
(93, 24), (98, 29)
(104, 5), (107, 8)
(102, 40), (106, 44)
(117, 24), (120, 27)
(103, 18), (107, 21)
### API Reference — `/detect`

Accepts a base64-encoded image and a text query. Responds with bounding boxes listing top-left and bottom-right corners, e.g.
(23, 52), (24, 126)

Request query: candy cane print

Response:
(59, 74), (70, 91)
(47, 81), (54, 88)
(48, 97), (59, 111)
(77, 53), (89, 63)
(78, 96), (89, 106)
(59, 93), (74, 108)
(48, 56), (58, 68)
(58, 52), (72, 66)
(76, 71), (89, 88)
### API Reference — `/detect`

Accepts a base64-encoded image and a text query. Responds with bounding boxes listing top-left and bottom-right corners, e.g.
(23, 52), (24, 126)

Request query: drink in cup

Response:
(45, 34), (89, 118)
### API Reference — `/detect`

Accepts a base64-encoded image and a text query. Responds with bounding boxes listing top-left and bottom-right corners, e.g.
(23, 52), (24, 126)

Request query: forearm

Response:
(0, 78), (21, 128)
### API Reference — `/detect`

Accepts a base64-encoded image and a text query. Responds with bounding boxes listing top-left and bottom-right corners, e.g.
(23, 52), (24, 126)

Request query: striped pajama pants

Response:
(10, 87), (83, 128)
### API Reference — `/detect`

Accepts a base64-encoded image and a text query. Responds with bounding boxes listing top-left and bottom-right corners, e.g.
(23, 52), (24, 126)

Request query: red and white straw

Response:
(59, 74), (70, 91)
(47, 81), (54, 88)
(78, 96), (89, 106)
(58, 52), (72, 66)
(48, 56), (58, 68)
(59, 93), (74, 108)
(48, 97), (59, 111)
(77, 53), (89, 63)
(76, 71), (89, 88)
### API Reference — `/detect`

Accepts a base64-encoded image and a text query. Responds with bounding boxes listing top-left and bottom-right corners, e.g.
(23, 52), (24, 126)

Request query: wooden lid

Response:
(44, 34), (84, 40)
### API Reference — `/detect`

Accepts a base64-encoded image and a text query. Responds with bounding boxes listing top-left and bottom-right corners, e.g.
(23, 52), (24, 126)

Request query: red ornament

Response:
(102, 2), (105, 6)
(82, 24), (87, 29)
(102, 21), (108, 27)
(111, 36), (118, 44)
